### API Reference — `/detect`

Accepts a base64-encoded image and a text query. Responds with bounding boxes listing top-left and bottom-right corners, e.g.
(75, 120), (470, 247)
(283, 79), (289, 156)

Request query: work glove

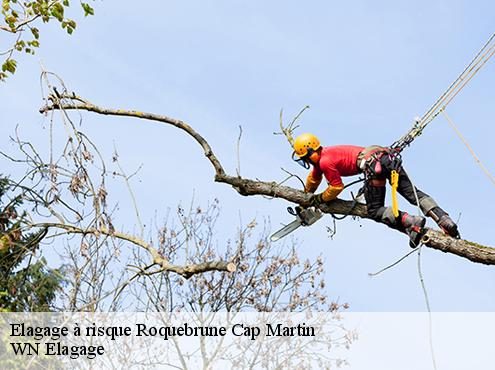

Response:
(305, 172), (322, 193)
(309, 193), (324, 207)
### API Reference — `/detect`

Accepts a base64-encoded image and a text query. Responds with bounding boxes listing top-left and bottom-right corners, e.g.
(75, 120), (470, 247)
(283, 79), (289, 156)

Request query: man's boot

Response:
(401, 213), (426, 248)
(427, 207), (460, 238)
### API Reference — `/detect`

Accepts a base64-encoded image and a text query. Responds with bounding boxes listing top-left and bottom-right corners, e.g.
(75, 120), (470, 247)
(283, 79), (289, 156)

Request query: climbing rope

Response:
(386, 31), (495, 215)
(407, 169), (438, 370)
(366, 32), (495, 370)
(391, 31), (495, 153)
(442, 110), (495, 187)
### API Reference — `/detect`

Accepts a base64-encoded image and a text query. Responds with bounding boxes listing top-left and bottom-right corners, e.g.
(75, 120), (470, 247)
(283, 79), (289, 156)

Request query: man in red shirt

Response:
(292, 133), (459, 247)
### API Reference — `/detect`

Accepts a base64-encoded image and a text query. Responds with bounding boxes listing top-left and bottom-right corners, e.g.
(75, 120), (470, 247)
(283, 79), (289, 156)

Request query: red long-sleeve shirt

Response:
(311, 145), (364, 186)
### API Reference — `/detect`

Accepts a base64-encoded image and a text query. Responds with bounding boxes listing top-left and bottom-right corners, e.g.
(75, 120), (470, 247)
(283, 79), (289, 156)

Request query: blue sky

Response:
(1, 0), (494, 311)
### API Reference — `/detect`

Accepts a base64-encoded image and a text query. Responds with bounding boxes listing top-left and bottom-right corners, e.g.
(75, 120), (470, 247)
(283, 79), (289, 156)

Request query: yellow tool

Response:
(391, 170), (399, 217)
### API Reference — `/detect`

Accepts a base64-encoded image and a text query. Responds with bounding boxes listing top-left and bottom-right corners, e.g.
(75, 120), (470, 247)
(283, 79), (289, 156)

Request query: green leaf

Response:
(5, 15), (16, 27)
(30, 27), (40, 39)
(14, 40), (25, 51)
(2, 59), (17, 74)
(81, 2), (94, 16)
(51, 2), (64, 22)
(28, 39), (39, 48)
(2, 1), (10, 13)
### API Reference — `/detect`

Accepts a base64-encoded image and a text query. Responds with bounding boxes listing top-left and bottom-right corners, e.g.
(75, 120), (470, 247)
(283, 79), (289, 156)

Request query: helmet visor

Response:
(292, 151), (310, 169)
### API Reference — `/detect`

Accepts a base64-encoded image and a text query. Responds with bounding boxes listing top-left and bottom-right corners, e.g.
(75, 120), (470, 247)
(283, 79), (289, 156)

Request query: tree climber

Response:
(292, 133), (460, 247)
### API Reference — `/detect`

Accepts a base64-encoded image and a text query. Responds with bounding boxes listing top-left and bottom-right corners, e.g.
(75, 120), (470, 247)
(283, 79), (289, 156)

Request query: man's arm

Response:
(305, 171), (322, 193)
(311, 165), (345, 205)
(320, 183), (345, 201)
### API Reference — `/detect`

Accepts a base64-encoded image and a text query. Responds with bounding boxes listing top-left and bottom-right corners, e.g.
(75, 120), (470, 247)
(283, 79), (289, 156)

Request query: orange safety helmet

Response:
(292, 133), (321, 168)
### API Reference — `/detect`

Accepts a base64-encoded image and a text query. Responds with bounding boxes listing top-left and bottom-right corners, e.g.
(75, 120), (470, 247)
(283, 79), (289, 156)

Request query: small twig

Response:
(326, 219), (337, 239)
(289, 105), (310, 129)
(456, 212), (462, 226)
(280, 167), (306, 189)
(274, 105), (310, 148)
(236, 125), (243, 177)
(112, 142), (144, 237)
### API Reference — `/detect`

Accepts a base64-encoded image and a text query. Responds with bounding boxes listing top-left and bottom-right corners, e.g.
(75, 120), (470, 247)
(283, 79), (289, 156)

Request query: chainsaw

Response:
(270, 206), (323, 242)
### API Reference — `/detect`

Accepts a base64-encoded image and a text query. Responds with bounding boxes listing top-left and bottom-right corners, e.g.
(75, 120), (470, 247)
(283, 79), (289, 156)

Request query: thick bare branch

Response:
(40, 94), (225, 176)
(32, 222), (236, 278)
(40, 94), (495, 266)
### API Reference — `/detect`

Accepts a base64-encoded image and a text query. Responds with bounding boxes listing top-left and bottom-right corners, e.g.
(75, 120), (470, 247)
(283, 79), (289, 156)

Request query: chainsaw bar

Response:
(270, 207), (323, 242)
(270, 220), (303, 242)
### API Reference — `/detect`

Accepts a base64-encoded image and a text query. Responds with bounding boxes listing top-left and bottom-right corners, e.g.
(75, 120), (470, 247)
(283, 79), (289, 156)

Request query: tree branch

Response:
(40, 94), (225, 176)
(32, 222), (236, 279)
(40, 93), (495, 266)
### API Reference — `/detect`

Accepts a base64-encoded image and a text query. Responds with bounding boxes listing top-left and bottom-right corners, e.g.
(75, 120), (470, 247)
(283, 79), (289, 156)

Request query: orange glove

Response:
(310, 184), (345, 206)
(320, 183), (344, 202)
(305, 172), (322, 193)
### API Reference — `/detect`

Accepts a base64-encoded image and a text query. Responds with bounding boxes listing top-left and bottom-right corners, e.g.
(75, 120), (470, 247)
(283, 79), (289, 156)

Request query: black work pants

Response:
(364, 154), (431, 229)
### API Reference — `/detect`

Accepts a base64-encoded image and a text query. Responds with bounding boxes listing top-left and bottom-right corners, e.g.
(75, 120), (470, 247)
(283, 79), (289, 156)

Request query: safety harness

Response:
(357, 145), (403, 217)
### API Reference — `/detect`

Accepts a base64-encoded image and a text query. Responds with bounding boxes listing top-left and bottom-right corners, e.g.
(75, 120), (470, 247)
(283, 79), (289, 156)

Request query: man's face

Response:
(292, 147), (320, 169)
(307, 149), (321, 165)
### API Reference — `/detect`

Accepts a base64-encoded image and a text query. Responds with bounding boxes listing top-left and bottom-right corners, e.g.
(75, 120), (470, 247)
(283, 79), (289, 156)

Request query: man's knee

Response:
(370, 207), (395, 224)
(419, 196), (438, 214)
(364, 183), (386, 220)
(367, 206), (381, 220)
(366, 200), (388, 221)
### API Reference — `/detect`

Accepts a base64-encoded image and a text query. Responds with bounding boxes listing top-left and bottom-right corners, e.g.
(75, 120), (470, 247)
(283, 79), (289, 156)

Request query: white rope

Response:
(406, 169), (438, 370)
(421, 32), (495, 126)
(442, 110), (495, 187)
(393, 31), (495, 151)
